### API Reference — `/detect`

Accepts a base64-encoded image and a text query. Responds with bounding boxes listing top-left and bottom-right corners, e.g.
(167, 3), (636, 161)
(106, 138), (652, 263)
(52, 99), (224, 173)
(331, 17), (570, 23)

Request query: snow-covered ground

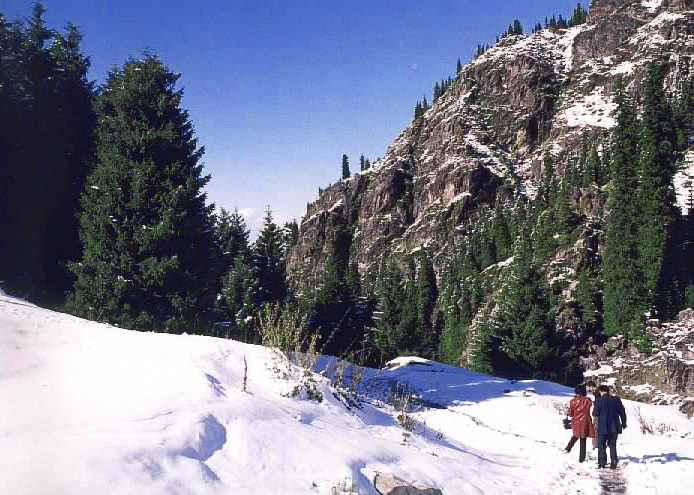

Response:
(1, 294), (692, 494)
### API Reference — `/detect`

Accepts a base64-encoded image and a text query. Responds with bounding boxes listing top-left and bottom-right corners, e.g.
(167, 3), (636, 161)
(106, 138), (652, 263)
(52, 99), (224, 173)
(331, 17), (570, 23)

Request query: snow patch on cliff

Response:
(643, 0), (665, 13)
(558, 87), (617, 129)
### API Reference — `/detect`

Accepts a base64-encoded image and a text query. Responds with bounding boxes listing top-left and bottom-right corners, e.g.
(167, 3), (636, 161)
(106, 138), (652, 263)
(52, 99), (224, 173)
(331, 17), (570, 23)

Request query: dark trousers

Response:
(565, 436), (587, 462)
(597, 432), (619, 466)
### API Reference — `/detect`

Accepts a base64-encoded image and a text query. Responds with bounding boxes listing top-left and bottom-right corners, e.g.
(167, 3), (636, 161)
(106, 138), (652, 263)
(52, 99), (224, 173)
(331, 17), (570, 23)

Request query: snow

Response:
(650, 11), (685, 24)
(558, 87), (617, 129)
(329, 199), (343, 213)
(674, 150), (694, 213)
(643, 0), (665, 13)
(1, 294), (693, 494)
(612, 61), (636, 75)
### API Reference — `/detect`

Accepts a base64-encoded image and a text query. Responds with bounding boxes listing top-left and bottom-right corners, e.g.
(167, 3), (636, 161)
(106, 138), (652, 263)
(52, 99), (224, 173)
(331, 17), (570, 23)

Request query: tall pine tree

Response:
(69, 54), (216, 333)
(637, 62), (680, 320)
(603, 81), (645, 339)
(342, 154), (350, 180)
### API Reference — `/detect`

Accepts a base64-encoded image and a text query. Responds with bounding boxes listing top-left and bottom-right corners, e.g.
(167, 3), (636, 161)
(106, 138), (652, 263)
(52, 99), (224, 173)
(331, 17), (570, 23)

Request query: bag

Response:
(563, 418), (571, 430)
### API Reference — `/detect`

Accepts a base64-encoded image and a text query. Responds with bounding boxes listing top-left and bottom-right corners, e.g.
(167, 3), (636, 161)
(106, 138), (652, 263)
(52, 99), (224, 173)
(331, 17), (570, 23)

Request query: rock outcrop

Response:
(373, 473), (443, 495)
(584, 309), (694, 416)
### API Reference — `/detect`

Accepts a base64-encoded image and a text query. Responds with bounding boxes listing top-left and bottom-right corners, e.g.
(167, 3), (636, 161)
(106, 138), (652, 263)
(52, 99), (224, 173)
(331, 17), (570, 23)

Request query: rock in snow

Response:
(374, 472), (443, 495)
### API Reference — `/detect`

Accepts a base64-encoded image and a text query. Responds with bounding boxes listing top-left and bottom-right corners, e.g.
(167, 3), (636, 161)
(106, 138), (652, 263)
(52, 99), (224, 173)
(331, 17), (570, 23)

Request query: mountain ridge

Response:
(287, 0), (694, 374)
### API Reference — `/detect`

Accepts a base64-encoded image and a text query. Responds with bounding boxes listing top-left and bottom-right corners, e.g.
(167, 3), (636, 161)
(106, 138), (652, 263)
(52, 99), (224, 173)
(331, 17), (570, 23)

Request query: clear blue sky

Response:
(2, 0), (582, 235)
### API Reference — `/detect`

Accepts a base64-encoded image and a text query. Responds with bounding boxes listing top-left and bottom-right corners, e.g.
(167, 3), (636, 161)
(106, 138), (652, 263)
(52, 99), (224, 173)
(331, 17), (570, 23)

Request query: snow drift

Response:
(1, 293), (692, 494)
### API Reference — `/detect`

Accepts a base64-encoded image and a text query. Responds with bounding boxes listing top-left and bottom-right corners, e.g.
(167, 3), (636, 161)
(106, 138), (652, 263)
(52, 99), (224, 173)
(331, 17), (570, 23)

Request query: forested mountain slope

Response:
(287, 0), (694, 383)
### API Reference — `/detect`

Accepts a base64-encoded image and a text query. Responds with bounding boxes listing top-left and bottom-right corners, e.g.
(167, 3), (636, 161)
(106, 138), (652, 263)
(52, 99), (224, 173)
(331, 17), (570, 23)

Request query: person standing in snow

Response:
(585, 380), (599, 448)
(565, 384), (595, 463)
(592, 385), (627, 469)
(586, 380), (599, 402)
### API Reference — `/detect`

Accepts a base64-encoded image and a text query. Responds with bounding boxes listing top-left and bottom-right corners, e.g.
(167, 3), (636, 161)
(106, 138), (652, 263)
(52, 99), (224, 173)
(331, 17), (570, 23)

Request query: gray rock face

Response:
(585, 309), (694, 415)
(374, 473), (443, 495)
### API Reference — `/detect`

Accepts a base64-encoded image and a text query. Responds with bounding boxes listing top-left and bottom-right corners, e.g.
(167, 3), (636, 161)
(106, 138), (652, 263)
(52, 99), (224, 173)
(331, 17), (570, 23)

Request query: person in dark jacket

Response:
(592, 385), (627, 469)
(565, 384), (596, 462)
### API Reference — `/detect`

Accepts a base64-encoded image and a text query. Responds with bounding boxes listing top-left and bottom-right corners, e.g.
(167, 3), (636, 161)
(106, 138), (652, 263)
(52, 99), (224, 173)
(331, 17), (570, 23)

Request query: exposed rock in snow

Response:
(373, 472), (443, 495)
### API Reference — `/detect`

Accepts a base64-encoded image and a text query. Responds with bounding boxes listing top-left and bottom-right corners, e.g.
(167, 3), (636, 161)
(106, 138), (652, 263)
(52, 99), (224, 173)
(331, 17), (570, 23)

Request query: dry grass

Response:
(552, 401), (570, 416)
(636, 407), (676, 435)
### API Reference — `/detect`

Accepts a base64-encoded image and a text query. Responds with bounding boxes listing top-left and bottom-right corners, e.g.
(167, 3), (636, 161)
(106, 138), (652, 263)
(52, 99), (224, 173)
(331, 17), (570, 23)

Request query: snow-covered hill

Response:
(1, 294), (692, 494)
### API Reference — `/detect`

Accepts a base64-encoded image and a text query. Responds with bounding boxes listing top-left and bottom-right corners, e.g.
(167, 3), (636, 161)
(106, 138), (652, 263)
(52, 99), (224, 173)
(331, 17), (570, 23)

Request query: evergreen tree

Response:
(342, 154), (350, 179)
(603, 81), (645, 339)
(416, 248), (438, 357)
(569, 3), (588, 27)
(637, 62), (680, 320)
(0, 3), (95, 304)
(253, 206), (287, 307)
(215, 208), (250, 275)
(512, 19), (523, 35)
(360, 154), (365, 172)
(283, 220), (300, 252)
(373, 257), (406, 361)
(414, 100), (423, 119)
(69, 54), (216, 333)
(487, 228), (563, 380)
(457, 58), (462, 74)
(397, 259), (419, 353)
(221, 251), (257, 341)
(433, 81), (441, 103)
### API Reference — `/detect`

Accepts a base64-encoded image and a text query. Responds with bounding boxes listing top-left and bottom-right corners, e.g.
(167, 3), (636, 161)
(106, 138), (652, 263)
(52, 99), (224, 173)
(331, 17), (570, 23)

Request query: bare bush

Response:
(553, 401), (570, 416)
(258, 303), (307, 357)
(636, 407), (676, 435)
(242, 355), (248, 393)
(392, 384), (421, 433)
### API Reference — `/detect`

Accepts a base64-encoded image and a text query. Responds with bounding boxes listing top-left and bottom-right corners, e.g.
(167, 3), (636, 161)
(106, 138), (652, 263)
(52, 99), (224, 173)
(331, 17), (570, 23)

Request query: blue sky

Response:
(3, 0), (582, 235)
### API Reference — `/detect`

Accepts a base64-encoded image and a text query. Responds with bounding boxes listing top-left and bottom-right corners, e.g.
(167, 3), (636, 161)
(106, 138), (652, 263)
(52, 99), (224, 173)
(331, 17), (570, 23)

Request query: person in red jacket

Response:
(565, 384), (596, 462)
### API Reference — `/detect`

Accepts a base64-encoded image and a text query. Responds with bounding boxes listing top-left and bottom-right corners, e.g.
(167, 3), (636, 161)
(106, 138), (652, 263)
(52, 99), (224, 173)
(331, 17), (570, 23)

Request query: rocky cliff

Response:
(287, 0), (694, 363)
(584, 309), (694, 416)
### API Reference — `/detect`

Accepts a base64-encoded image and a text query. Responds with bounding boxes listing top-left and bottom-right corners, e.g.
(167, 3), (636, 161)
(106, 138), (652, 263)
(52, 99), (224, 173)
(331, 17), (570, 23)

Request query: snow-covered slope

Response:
(1, 295), (692, 494)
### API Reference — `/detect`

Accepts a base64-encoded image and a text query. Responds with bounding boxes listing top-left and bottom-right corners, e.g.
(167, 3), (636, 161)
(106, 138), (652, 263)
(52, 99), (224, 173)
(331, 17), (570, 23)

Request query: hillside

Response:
(1, 294), (693, 494)
(286, 0), (694, 379)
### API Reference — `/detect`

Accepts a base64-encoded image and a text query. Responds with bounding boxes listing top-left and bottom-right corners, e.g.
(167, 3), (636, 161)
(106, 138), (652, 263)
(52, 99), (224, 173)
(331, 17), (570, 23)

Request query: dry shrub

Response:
(636, 407), (676, 435)
(258, 303), (307, 357)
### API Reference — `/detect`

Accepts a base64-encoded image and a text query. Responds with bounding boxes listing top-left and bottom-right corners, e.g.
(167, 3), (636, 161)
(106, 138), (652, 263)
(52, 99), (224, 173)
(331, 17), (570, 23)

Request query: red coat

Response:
(569, 395), (596, 439)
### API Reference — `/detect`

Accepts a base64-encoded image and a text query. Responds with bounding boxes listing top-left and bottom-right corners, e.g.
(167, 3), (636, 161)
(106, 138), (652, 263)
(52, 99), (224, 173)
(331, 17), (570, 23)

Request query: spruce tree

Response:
(69, 54), (216, 333)
(221, 251), (257, 341)
(602, 82), (644, 338)
(373, 257), (405, 361)
(493, 228), (561, 379)
(416, 248), (438, 357)
(457, 58), (462, 75)
(0, 3), (95, 303)
(215, 208), (250, 275)
(637, 63), (680, 320)
(342, 154), (350, 179)
(253, 207), (287, 307)
(433, 82), (441, 103)
(512, 19), (523, 36)
(397, 259), (419, 354)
